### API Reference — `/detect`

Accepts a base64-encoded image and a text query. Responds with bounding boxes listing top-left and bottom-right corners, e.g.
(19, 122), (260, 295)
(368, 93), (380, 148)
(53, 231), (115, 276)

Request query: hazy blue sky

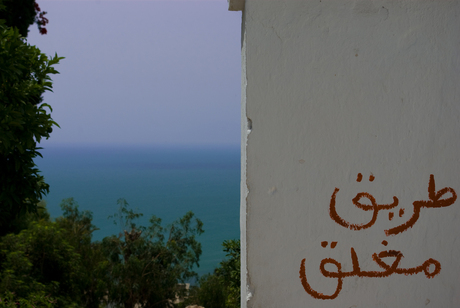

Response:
(28, 0), (242, 146)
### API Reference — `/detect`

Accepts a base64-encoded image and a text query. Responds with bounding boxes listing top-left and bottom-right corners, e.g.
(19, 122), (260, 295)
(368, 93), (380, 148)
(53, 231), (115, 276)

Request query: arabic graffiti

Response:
(299, 245), (441, 300)
(329, 188), (399, 231)
(386, 174), (456, 236)
(299, 174), (456, 300)
(329, 174), (457, 235)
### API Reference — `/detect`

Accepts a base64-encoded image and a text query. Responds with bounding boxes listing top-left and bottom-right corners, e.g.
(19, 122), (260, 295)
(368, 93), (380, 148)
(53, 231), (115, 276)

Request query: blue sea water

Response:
(34, 144), (240, 277)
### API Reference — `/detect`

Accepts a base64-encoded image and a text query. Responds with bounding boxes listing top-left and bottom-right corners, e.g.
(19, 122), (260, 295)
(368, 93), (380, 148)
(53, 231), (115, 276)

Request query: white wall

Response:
(235, 0), (460, 307)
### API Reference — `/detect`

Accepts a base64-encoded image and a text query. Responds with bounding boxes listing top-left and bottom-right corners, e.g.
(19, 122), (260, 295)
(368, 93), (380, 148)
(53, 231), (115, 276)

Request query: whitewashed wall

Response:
(231, 0), (460, 307)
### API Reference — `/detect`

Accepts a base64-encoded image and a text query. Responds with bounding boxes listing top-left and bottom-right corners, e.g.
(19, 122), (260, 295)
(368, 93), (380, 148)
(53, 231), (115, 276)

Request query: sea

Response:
(34, 144), (241, 277)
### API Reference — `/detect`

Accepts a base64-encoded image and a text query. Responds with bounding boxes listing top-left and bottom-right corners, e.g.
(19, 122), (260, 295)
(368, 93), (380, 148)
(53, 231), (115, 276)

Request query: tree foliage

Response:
(186, 239), (241, 308)
(0, 196), (245, 308)
(0, 290), (57, 308)
(0, 198), (206, 308)
(55, 198), (108, 308)
(216, 239), (240, 308)
(103, 198), (204, 308)
(0, 0), (48, 37)
(0, 22), (62, 234)
(0, 212), (81, 307)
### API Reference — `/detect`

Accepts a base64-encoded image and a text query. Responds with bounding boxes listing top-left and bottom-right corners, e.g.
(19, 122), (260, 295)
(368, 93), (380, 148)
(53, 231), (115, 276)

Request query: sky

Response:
(27, 0), (242, 146)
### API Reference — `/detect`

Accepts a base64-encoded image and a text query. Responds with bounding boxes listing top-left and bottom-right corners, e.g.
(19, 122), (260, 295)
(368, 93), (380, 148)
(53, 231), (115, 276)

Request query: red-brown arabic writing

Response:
(329, 174), (456, 235)
(329, 189), (399, 231)
(385, 174), (457, 235)
(299, 247), (441, 300)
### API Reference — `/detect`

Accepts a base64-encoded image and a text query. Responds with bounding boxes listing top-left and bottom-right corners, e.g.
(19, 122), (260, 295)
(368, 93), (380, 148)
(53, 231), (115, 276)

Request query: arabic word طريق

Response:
(329, 174), (457, 236)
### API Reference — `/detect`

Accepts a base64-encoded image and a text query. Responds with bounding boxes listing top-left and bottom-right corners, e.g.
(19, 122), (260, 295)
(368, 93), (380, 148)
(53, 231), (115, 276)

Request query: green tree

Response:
(0, 23), (62, 235)
(0, 290), (57, 308)
(0, 220), (81, 307)
(215, 239), (240, 308)
(103, 198), (204, 308)
(0, 199), (107, 308)
(189, 273), (226, 308)
(0, 196), (207, 308)
(186, 239), (241, 308)
(55, 198), (109, 308)
(0, 203), (60, 307)
(4, 199), (50, 235)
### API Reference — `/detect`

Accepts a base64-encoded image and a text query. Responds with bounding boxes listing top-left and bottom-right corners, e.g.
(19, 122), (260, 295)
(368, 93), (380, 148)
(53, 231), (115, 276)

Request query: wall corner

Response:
(228, 0), (245, 12)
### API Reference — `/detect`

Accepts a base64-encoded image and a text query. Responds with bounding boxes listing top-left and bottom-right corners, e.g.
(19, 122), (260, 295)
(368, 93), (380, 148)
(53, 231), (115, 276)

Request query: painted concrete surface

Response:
(234, 0), (460, 307)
